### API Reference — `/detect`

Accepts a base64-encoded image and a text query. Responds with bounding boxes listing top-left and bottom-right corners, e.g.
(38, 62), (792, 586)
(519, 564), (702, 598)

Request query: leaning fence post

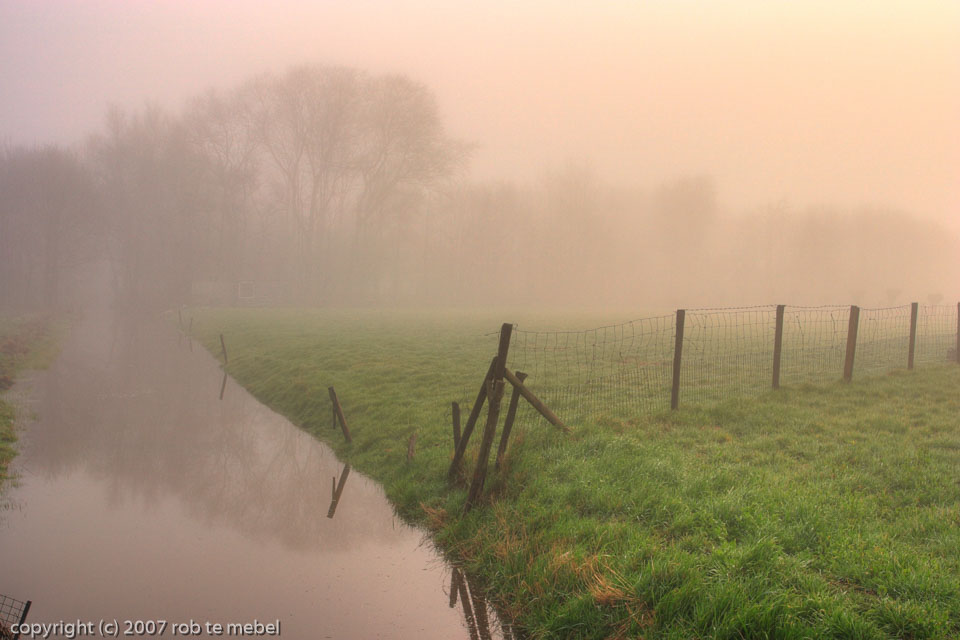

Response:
(843, 305), (860, 381)
(464, 323), (513, 511)
(907, 302), (918, 369)
(448, 357), (497, 481)
(496, 371), (527, 470)
(451, 402), (461, 451)
(671, 309), (685, 410)
(219, 333), (228, 365)
(328, 386), (352, 443)
(772, 304), (785, 389)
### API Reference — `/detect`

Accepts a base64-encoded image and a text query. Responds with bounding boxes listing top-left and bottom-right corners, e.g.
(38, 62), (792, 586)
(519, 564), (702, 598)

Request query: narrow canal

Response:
(0, 310), (510, 639)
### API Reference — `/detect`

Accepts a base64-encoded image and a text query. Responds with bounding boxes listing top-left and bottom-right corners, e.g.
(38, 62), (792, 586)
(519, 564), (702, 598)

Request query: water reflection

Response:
(448, 568), (516, 640)
(0, 312), (514, 639)
(327, 464), (350, 519)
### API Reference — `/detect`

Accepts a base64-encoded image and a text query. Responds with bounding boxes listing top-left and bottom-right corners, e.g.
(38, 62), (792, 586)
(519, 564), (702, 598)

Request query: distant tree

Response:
(0, 144), (98, 311)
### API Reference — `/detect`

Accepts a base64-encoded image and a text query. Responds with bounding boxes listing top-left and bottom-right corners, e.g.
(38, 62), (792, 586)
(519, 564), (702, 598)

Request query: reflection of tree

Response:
(19, 318), (403, 552)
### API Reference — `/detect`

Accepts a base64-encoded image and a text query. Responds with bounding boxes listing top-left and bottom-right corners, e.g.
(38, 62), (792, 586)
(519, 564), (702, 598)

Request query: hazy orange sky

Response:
(2, 0), (958, 231)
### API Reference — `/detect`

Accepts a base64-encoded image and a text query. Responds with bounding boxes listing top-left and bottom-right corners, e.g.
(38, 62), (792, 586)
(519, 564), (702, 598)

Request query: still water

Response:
(0, 311), (510, 639)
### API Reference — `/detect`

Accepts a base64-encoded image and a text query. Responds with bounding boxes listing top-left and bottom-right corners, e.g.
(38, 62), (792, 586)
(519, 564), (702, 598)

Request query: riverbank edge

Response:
(0, 316), (66, 488)
(184, 309), (960, 639)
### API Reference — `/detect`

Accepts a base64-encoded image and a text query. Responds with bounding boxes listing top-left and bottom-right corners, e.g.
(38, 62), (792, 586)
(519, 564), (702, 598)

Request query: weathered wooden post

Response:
(219, 333), (228, 365)
(328, 386), (352, 443)
(843, 305), (860, 381)
(407, 433), (417, 461)
(448, 357), (497, 481)
(495, 371), (527, 470)
(670, 309), (685, 410)
(907, 302), (918, 370)
(503, 368), (567, 431)
(452, 402), (461, 450)
(464, 323), (513, 512)
(772, 305), (785, 389)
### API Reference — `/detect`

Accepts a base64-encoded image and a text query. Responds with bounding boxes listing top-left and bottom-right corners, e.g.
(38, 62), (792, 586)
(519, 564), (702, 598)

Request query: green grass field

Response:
(188, 307), (960, 639)
(0, 315), (63, 485)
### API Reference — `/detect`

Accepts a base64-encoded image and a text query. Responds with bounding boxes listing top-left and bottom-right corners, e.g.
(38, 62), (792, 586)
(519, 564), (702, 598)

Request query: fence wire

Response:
(0, 594), (29, 637)
(504, 315), (675, 426)
(682, 306), (777, 405)
(779, 306), (850, 387)
(915, 305), (957, 365)
(854, 305), (912, 376)
(450, 303), (958, 431)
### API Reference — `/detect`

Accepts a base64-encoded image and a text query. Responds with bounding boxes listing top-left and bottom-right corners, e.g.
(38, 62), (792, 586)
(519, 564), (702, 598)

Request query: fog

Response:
(2, 1), (958, 312)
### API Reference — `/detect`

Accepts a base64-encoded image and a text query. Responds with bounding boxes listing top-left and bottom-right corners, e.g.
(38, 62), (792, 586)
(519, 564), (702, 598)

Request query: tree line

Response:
(2, 64), (956, 313)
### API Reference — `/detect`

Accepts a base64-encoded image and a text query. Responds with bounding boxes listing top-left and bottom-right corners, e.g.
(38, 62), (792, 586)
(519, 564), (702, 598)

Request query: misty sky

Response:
(2, 0), (958, 231)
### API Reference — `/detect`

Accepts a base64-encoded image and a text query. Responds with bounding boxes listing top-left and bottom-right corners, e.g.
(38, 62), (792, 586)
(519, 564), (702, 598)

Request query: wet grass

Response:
(0, 315), (64, 485)
(188, 307), (960, 639)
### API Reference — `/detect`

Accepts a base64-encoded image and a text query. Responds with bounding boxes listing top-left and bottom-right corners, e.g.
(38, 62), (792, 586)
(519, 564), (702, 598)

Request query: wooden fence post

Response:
(843, 305), (860, 381)
(907, 302), (918, 370)
(495, 371), (527, 470)
(772, 304), (785, 389)
(451, 401), (461, 450)
(464, 323), (513, 510)
(219, 333), (228, 365)
(670, 309), (685, 410)
(328, 386), (352, 443)
(407, 433), (417, 461)
(503, 368), (567, 431)
(448, 357), (497, 481)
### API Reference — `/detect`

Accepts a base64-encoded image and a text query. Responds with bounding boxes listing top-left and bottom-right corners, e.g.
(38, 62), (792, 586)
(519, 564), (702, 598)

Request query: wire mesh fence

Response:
(450, 302), (959, 431)
(0, 594), (30, 639)
(916, 305), (957, 366)
(505, 315), (675, 426)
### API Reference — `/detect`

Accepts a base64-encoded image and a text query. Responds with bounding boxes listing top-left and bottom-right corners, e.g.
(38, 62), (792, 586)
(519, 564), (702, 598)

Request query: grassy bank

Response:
(188, 307), (960, 639)
(0, 316), (64, 485)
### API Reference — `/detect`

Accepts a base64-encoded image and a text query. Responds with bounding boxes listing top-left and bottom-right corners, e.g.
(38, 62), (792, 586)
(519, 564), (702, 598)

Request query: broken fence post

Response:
(464, 323), (513, 510)
(327, 386), (353, 443)
(496, 371), (527, 471)
(447, 357), (497, 481)
(503, 368), (567, 432)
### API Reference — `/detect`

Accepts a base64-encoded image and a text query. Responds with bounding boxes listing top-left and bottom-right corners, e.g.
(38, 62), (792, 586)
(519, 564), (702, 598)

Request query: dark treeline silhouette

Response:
(1, 64), (957, 313)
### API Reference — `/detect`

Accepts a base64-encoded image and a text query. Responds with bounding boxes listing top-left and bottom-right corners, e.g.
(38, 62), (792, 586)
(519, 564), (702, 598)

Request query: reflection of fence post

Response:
(496, 371), (527, 470)
(843, 305), (860, 381)
(907, 302), (918, 369)
(327, 464), (351, 518)
(670, 309), (685, 410)
(772, 305), (785, 389)
(465, 323), (513, 512)
(448, 357), (497, 481)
